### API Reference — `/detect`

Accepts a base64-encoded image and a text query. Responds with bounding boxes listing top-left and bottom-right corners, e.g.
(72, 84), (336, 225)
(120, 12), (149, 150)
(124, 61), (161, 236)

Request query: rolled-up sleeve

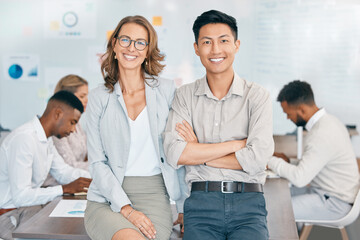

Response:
(86, 89), (131, 212)
(163, 89), (190, 169)
(235, 88), (274, 175)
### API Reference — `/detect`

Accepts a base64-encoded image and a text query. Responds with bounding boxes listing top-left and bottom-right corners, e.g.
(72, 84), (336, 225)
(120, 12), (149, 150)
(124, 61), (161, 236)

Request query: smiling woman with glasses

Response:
(84, 15), (187, 240)
(99, 15), (165, 92)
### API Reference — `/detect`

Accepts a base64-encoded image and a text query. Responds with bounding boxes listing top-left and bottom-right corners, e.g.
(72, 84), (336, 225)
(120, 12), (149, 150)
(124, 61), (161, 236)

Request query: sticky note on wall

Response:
(50, 21), (60, 31)
(107, 30), (114, 40)
(106, 30), (114, 40)
(152, 16), (162, 26)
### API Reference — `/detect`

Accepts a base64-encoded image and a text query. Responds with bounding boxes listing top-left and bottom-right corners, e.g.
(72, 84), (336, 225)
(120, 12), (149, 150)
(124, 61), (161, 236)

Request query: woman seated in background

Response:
(84, 15), (186, 240)
(43, 74), (89, 187)
(52, 74), (89, 170)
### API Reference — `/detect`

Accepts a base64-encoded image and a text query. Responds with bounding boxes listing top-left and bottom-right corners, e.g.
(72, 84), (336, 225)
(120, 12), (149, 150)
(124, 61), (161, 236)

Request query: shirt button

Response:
(215, 123), (219, 126)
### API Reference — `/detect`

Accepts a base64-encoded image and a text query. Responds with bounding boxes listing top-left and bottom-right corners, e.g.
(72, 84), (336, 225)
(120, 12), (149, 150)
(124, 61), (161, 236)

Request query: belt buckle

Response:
(221, 181), (234, 193)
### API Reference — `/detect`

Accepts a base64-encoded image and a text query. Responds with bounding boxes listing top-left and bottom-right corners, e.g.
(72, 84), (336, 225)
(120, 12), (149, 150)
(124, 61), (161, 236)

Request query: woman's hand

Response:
(121, 205), (156, 239)
(176, 120), (198, 143)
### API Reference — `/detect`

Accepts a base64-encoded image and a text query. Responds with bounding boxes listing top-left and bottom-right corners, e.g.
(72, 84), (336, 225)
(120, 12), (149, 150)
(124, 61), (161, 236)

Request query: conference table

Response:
(13, 178), (298, 240)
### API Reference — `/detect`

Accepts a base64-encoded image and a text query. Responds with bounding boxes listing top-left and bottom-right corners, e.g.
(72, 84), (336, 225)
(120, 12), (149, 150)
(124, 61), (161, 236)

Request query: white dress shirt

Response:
(0, 117), (90, 209)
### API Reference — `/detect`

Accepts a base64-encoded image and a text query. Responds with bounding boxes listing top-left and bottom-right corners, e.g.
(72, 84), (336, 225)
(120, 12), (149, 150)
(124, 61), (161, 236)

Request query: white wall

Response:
(1, 0), (360, 154)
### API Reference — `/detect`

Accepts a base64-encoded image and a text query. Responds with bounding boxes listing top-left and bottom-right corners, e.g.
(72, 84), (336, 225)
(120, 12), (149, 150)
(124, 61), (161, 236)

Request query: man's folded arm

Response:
(234, 89), (274, 175)
(164, 90), (244, 169)
(205, 153), (242, 170)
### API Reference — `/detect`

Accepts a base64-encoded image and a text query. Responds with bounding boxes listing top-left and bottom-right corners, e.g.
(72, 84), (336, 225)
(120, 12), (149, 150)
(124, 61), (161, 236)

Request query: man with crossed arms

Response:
(163, 10), (274, 240)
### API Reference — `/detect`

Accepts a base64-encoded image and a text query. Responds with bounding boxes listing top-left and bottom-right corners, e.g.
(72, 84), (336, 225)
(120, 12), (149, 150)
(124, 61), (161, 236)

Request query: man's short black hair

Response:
(277, 80), (315, 106)
(192, 10), (238, 44)
(49, 90), (84, 113)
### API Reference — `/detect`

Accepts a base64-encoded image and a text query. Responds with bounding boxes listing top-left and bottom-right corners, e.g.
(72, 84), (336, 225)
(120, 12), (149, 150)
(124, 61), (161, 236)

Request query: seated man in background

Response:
(0, 91), (91, 240)
(43, 74), (89, 187)
(268, 80), (359, 226)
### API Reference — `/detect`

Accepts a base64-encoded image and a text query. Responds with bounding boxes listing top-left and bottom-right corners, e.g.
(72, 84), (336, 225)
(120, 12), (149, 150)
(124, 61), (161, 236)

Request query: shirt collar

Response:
(32, 116), (48, 142)
(194, 72), (244, 100)
(305, 108), (326, 131)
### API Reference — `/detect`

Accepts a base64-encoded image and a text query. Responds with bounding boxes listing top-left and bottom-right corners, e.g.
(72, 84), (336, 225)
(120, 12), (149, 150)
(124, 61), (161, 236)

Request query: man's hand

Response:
(62, 177), (91, 194)
(173, 213), (184, 233)
(176, 120), (198, 143)
(273, 152), (290, 163)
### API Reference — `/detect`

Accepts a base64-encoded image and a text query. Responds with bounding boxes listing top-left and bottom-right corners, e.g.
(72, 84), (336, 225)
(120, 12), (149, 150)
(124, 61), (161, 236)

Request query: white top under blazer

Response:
(125, 106), (161, 176)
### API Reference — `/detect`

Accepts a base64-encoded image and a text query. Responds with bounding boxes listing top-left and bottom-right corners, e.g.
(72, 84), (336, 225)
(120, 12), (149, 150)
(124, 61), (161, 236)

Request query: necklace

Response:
(119, 77), (145, 95)
(122, 86), (145, 95)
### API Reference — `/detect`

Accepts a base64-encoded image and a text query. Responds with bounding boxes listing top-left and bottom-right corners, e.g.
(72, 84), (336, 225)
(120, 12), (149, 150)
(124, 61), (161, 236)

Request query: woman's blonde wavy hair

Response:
(101, 15), (165, 92)
(54, 74), (88, 94)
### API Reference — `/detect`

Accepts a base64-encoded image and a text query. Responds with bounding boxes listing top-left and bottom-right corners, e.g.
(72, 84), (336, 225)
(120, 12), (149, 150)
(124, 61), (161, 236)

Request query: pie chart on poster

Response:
(8, 64), (23, 79)
(63, 11), (78, 28)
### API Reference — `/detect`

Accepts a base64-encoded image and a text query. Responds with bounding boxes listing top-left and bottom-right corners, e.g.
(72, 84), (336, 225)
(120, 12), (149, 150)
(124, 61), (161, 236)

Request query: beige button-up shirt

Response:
(163, 73), (274, 186)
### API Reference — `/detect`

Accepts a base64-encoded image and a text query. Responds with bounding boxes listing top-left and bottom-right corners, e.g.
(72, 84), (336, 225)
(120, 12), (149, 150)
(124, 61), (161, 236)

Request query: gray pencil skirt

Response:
(84, 174), (173, 240)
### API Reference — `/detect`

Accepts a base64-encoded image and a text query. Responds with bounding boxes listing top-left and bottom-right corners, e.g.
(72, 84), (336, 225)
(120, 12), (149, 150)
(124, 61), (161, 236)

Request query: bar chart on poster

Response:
(0, 0), (359, 141)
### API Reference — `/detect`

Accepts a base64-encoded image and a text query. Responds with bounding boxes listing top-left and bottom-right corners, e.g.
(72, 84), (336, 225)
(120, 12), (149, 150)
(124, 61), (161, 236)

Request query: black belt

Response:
(191, 181), (263, 193)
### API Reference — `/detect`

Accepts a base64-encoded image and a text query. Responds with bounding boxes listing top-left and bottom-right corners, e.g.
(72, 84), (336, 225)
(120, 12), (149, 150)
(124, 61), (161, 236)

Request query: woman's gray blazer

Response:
(86, 76), (187, 213)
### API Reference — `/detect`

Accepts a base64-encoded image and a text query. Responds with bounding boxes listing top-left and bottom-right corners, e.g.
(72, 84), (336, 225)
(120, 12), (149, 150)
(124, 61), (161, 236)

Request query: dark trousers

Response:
(183, 191), (269, 240)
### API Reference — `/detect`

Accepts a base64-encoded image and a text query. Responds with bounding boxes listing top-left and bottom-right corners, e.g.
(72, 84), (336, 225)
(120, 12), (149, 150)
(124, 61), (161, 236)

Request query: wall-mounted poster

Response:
(43, 0), (97, 39)
(3, 55), (39, 82)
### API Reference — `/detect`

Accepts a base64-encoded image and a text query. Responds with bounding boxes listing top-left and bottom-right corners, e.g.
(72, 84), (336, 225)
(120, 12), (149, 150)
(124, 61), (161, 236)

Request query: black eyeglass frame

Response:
(115, 35), (149, 51)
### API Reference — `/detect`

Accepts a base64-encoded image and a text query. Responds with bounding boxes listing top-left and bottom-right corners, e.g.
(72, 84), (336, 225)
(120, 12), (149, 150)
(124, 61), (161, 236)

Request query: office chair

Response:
(298, 188), (360, 240)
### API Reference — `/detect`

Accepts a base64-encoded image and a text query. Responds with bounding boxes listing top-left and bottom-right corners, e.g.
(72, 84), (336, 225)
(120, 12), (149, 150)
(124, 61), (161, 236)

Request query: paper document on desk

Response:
(49, 200), (87, 218)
